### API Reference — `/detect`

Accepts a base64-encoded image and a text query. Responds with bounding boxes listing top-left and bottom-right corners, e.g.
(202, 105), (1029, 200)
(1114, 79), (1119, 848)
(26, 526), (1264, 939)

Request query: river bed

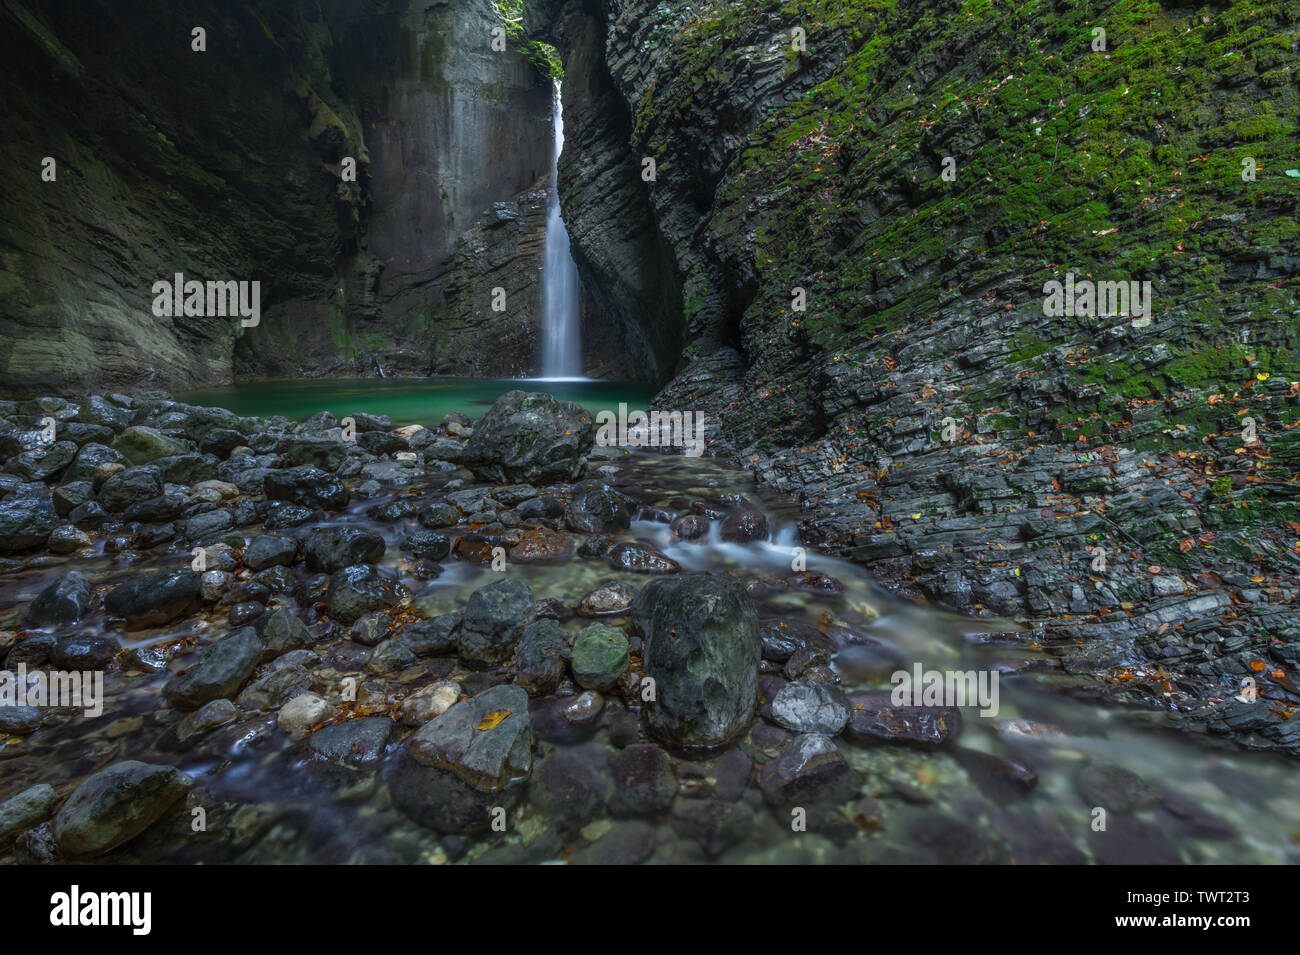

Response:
(1, 383), (1295, 865)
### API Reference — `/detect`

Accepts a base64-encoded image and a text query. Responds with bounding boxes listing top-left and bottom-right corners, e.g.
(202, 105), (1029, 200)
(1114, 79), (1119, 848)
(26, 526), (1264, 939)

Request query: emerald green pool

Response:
(181, 377), (657, 426)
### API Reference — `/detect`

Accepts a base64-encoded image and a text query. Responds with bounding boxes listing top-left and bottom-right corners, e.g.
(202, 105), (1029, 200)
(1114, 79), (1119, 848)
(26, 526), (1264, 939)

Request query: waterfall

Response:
(540, 81), (583, 379)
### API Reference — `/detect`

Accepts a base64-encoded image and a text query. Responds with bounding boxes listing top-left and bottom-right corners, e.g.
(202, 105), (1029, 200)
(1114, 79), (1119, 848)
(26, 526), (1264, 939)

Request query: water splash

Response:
(540, 80), (583, 378)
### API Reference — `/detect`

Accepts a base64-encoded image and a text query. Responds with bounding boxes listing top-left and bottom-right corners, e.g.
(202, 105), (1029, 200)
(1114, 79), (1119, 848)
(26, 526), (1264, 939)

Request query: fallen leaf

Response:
(477, 709), (511, 731)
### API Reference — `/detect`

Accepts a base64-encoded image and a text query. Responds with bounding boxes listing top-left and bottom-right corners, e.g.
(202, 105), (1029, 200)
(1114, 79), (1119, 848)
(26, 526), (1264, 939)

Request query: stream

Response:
(1, 381), (1295, 865)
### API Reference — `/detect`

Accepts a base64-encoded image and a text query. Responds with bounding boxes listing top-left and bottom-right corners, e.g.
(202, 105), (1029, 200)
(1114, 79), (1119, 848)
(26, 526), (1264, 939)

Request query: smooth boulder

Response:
(389, 684), (532, 834)
(462, 391), (594, 483)
(304, 526), (385, 572)
(162, 627), (262, 710)
(632, 573), (760, 748)
(264, 466), (350, 510)
(26, 571), (93, 626)
(53, 761), (192, 857)
(104, 569), (200, 630)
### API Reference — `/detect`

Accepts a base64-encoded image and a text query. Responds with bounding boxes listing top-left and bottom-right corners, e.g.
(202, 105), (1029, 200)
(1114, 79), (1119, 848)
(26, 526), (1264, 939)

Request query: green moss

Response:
(328, 309), (357, 360)
(634, 0), (1299, 456)
(1010, 336), (1053, 362)
(1165, 344), (1252, 387)
(496, 0), (562, 79)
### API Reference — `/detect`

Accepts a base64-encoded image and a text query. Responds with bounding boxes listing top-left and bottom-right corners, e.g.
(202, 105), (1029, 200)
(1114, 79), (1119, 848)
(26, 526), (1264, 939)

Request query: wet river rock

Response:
(104, 568), (200, 630)
(308, 717), (395, 767)
(111, 426), (191, 465)
(244, 534), (299, 570)
(757, 733), (859, 809)
(53, 761), (192, 858)
(770, 681), (850, 736)
(512, 619), (568, 694)
(633, 573), (761, 749)
(0, 784), (56, 845)
(565, 480), (638, 533)
(844, 690), (962, 746)
(389, 684), (532, 834)
(720, 507), (769, 543)
(571, 623), (630, 691)
(396, 613), (461, 656)
(326, 564), (409, 624)
(304, 526), (386, 572)
(264, 465), (350, 510)
(670, 513), (710, 541)
(577, 580), (636, 616)
(458, 577), (534, 665)
(508, 525), (575, 563)
(0, 494), (59, 552)
(608, 541), (679, 575)
(531, 690), (604, 743)
(163, 626), (262, 711)
(463, 391), (594, 484)
(26, 570), (93, 626)
(531, 743), (614, 832)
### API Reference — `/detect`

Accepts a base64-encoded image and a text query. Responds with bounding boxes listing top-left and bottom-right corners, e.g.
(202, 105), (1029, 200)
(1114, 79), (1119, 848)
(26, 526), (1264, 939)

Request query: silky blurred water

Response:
(182, 377), (654, 426)
(3, 385), (1297, 864)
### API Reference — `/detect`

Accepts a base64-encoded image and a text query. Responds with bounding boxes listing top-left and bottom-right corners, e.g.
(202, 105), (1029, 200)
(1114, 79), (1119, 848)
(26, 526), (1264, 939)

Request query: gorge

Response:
(0, 0), (1297, 868)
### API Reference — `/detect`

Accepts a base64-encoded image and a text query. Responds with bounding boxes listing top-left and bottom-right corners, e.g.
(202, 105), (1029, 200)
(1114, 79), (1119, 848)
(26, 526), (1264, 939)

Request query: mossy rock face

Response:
(571, 623), (630, 691)
(533, 0), (1298, 449)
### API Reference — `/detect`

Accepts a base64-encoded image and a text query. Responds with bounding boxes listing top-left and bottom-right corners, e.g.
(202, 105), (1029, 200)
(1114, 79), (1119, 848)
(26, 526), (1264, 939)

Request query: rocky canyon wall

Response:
(531, 0), (1300, 752)
(0, 0), (579, 393)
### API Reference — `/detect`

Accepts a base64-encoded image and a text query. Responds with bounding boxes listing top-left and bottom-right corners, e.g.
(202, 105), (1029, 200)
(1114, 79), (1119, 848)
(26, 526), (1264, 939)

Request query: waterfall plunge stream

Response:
(539, 81), (584, 379)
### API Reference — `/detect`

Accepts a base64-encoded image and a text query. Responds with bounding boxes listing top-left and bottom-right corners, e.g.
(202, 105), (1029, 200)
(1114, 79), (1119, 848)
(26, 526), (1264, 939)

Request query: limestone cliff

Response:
(0, 0), (560, 392)
(532, 0), (1300, 752)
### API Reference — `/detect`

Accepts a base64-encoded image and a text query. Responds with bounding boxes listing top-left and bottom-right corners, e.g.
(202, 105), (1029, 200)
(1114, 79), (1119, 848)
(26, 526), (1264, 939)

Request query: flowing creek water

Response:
(1, 381), (1296, 865)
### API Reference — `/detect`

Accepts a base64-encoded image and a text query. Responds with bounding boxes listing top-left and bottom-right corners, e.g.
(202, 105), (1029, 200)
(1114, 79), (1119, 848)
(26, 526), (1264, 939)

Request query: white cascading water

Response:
(540, 81), (583, 379)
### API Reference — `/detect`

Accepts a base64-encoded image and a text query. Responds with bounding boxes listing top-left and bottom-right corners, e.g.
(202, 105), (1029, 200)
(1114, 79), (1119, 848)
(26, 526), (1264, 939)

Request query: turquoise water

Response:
(181, 377), (657, 426)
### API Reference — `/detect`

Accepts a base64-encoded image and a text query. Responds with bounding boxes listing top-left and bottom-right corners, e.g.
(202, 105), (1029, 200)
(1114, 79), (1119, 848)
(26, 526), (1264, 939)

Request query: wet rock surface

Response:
(634, 573), (760, 749)
(0, 391), (1292, 867)
(525, 0), (1300, 766)
(390, 685), (532, 834)
(52, 761), (192, 858)
(463, 391), (595, 484)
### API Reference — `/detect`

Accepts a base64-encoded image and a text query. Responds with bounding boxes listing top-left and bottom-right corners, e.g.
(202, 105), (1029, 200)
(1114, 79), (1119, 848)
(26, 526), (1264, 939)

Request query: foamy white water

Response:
(540, 81), (583, 378)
